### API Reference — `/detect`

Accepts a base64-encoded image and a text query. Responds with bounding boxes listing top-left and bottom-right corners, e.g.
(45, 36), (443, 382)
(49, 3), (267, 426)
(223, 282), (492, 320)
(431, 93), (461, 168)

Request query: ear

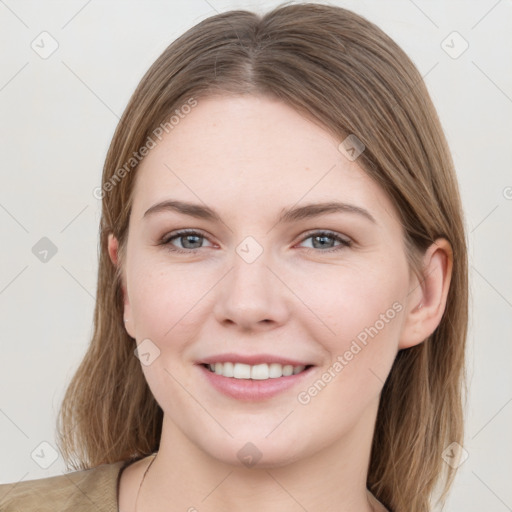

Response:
(108, 233), (135, 338)
(398, 238), (453, 350)
(107, 232), (120, 265)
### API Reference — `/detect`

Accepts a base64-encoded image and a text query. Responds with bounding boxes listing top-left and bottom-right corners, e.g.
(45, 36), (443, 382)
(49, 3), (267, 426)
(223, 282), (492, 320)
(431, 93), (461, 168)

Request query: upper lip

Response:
(198, 353), (314, 366)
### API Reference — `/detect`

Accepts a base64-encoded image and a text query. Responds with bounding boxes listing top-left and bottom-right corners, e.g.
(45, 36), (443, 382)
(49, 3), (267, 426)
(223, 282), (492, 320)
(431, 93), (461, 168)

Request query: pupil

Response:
(183, 235), (201, 248)
(314, 235), (332, 249)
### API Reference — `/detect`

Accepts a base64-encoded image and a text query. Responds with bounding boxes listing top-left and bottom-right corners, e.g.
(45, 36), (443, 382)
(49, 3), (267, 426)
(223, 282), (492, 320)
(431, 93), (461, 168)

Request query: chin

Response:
(197, 433), (309, 470)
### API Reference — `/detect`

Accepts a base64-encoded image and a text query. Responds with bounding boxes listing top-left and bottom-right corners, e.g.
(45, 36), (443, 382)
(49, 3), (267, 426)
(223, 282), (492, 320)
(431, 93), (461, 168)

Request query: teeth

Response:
(251, 363), (269, 380)
(269, 363), (284, 378)
(282, 364), (293, 376)
(206, 362), (307, 380)
(233, 363), (251, 379)
(222, 361), (234, 377)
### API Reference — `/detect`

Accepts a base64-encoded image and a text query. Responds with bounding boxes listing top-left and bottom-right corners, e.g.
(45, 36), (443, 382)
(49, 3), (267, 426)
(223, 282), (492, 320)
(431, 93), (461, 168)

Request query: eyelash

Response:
(160, 229), (352, 254)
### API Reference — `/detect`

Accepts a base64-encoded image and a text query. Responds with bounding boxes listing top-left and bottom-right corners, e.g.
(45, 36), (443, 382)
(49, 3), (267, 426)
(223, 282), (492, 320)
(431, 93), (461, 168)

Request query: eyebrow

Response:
(143, 199), (376, 224)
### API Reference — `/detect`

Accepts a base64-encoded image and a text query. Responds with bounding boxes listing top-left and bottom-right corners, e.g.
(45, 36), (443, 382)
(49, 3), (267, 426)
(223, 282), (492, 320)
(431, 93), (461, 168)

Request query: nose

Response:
(213, 247), (290, 331)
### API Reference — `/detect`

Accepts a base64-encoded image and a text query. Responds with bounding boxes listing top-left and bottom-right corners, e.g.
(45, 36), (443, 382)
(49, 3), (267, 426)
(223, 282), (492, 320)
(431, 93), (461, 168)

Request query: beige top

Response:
(0, 460), (128, 511)
(0, 457), (391, 511)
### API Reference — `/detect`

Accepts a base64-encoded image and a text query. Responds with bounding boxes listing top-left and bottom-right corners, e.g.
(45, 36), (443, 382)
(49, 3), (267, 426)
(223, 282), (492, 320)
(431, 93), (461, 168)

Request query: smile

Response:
(204, 362), (311, 380)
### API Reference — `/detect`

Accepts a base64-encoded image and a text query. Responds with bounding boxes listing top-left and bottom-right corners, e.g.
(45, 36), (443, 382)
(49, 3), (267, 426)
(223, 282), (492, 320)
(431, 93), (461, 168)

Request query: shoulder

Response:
(0, 460), (127, 512)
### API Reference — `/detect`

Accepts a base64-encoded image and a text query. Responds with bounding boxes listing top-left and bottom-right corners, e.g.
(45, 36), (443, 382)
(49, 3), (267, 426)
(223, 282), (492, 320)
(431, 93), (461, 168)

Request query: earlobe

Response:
(398, 238), (453, 350)
(108, 233), (119, 265)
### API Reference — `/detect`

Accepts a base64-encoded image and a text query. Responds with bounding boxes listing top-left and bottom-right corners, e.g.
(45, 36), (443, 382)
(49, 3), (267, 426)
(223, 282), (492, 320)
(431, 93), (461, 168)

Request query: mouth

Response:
(201, 362), (314, 380)
(196, 356), (316, 400)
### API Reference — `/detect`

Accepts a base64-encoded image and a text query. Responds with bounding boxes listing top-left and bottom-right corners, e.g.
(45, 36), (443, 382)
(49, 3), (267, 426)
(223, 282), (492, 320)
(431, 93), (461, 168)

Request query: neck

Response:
(138, 399), (382, 512)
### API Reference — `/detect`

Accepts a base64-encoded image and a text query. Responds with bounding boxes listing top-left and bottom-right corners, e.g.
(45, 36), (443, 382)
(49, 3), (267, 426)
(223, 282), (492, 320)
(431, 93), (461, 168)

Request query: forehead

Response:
(131, 95), (396, 224)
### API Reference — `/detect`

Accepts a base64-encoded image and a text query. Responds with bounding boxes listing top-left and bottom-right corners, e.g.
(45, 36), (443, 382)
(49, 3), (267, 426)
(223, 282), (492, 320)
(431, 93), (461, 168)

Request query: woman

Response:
(0, 3), (467, 511)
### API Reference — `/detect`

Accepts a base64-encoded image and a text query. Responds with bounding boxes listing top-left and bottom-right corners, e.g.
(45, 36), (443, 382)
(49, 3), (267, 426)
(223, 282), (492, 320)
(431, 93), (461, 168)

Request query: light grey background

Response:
(1, 1), (511, 510)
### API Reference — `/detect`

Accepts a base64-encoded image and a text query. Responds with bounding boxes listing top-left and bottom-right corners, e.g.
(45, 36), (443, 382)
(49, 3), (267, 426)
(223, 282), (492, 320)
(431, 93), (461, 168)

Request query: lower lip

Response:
(198, 364), (314, 401)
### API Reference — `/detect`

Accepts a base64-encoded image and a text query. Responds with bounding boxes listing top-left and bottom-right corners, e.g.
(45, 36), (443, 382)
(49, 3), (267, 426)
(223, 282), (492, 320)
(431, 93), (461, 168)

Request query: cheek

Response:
(126, 257), (210, 413)
(295, 259), (407, 349)
(293, 271), (405, 428)
(290, 260), (407, 411)
(127, 255), (215, 340)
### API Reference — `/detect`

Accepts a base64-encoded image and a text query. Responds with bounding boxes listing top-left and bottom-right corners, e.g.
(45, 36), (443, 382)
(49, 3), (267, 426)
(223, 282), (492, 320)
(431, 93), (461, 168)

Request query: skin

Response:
(109, 94), (452, 512)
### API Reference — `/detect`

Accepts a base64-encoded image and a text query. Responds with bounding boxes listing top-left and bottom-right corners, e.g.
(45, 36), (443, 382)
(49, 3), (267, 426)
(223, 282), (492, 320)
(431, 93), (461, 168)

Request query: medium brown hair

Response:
(57, 3), (468, 511)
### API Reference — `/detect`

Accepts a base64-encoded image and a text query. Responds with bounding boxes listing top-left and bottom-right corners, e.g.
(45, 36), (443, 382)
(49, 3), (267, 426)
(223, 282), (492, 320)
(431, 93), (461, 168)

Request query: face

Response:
(115, 94), (417, 467)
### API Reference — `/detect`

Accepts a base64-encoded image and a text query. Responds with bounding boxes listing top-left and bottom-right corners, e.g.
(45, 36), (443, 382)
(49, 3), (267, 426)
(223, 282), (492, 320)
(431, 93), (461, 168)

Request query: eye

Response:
(297, 230), (352, 252)
(160, 229), (352, 255)
(161, 230), (213, 253)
